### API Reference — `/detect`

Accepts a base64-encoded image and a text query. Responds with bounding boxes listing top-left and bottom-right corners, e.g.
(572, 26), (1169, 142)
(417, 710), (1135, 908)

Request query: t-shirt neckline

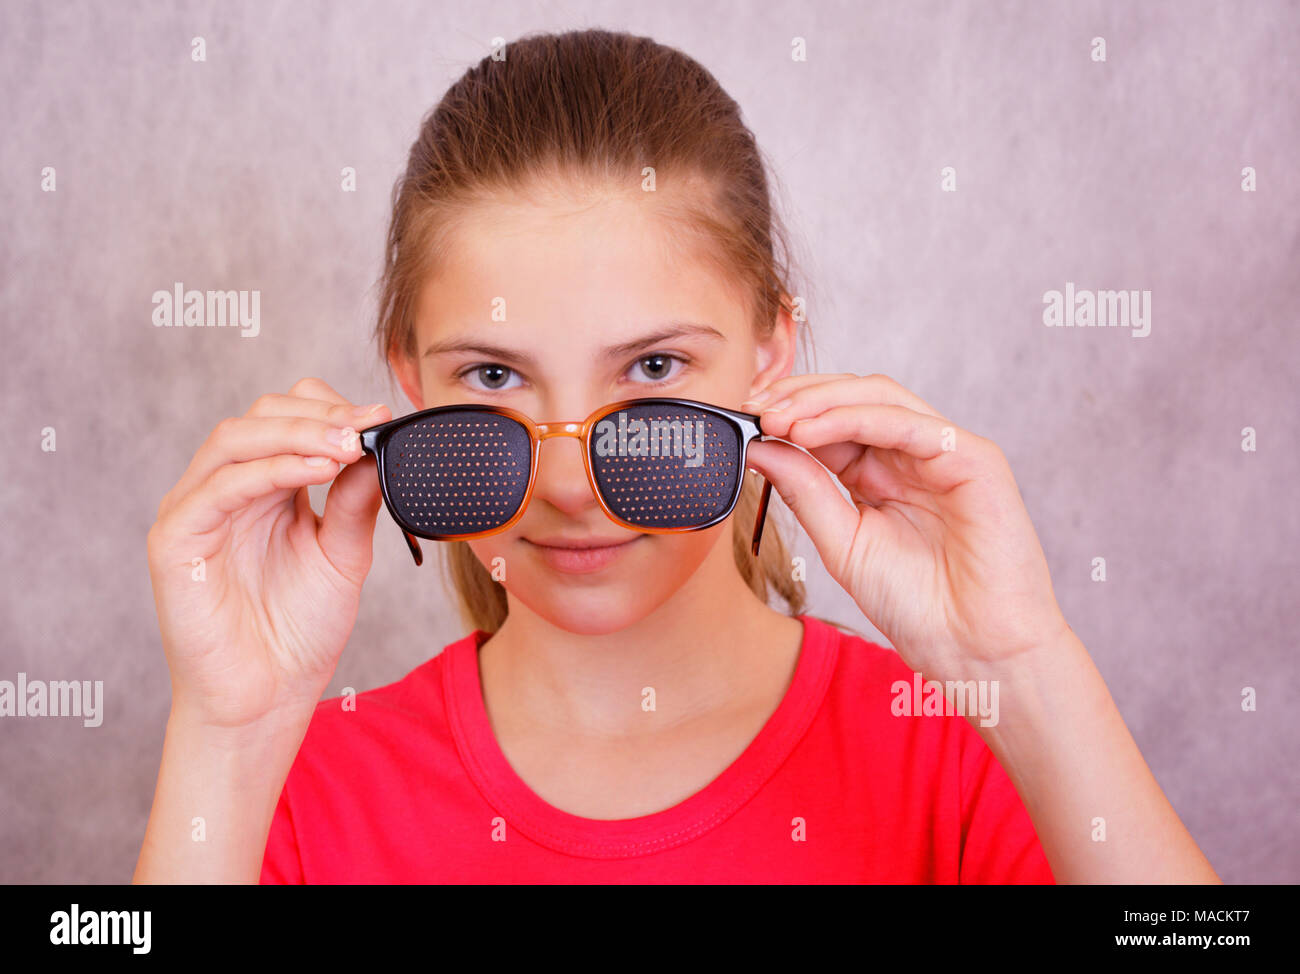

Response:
(442, 613), (838, 859)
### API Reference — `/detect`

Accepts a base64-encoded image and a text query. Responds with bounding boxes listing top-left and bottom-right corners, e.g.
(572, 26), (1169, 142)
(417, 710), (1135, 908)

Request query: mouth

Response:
(522, 535), (644, 574)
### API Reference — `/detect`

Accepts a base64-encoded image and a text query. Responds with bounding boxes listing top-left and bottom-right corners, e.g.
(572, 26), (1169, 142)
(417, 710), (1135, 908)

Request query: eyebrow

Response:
(421, 322), (726, 366)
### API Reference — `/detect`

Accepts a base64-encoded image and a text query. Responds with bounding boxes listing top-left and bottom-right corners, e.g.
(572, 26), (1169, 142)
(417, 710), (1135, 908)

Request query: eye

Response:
(459, 363), (522, 392)
(625, 353), (686, 384)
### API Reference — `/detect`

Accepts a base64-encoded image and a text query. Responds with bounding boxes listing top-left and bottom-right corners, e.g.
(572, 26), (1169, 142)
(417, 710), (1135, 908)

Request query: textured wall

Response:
(1, 0), (1295, 883)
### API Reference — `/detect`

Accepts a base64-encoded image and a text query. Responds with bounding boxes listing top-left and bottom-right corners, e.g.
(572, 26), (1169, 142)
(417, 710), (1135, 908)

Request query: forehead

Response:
(414, 188), (750, 340)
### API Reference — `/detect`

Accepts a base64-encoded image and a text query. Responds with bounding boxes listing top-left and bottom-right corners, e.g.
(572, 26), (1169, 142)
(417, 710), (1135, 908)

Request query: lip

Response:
(524, 535), (643, 574)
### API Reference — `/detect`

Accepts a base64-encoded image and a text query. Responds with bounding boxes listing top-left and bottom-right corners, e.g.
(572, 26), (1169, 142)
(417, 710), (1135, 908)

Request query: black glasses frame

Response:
(358, 397), (774, 566)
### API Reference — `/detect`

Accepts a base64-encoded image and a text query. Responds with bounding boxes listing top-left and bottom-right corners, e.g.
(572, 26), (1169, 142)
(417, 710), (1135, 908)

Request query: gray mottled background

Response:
(1, 0), (1296, 883)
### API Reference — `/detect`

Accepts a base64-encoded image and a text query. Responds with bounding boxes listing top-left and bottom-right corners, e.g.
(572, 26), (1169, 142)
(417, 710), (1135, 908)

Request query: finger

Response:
(748, 373), (946, 422)
(161, 409), (385, 521)
(792, 444), (923, 506)
(742, 372), (858, 410)
(157, 453), (345, 555)
(283, 376), (353, 406)
(755, 434), (944, 511)
(245, 392), (390, 426)
(247, 375), (390, 427)
(742, 438), (868, 580)
(777, 404), (980, 492)
(796, 439), (865, 477)
(766, 402), (947, 456)
(317, 455), (385, 584)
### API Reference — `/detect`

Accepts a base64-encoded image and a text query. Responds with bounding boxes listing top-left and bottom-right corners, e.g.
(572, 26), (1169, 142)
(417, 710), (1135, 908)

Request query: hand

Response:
(146, 377), (391, 729)
(742, 373), (1071, 682)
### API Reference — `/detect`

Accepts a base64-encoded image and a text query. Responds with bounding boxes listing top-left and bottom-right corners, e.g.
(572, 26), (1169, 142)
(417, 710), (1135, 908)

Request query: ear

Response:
(388, 345), (425, 412)
(749, 297), (799, 399)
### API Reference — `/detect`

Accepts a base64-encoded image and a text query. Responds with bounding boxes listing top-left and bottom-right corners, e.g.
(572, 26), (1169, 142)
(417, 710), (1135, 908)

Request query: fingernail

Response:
(304, 456), (332, 467)
(354, 403), (385, 418)
(326, 426), (358, 448)
(743, 390), (773, 408)
(764, 397), (793, 412)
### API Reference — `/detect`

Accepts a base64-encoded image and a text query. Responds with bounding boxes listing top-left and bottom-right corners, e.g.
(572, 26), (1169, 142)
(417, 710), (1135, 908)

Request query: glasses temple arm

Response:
(750, 477), (773, 558)
(402, 529), (424, 566)
(361, 436), (424, 567)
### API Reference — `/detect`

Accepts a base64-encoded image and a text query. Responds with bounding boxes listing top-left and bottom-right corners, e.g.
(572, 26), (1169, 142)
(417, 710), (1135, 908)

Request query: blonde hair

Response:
(374, 29), (819, 634)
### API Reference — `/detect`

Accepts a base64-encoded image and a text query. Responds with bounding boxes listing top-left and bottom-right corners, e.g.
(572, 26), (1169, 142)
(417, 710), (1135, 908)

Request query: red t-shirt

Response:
(260, 614), (1055, 883)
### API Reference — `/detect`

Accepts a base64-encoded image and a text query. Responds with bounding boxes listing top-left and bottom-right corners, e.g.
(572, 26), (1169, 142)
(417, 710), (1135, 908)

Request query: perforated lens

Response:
(383, 410), (531, 536)
(587, 403), (742, 529)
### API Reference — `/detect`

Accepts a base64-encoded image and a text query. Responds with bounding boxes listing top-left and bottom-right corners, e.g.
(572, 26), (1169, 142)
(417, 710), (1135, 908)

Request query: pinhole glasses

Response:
(358, 397), (774, 565)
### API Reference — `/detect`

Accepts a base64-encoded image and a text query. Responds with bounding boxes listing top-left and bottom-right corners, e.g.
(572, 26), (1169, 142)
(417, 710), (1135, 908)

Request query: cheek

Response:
(464, 538), (512, 578)
(645, 526), (724, 574)
(622, 529), (733, 608)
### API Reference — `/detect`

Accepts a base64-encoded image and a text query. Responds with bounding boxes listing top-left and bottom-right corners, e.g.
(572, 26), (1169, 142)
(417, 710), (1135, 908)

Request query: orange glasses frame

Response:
(358, 397), (775, 566)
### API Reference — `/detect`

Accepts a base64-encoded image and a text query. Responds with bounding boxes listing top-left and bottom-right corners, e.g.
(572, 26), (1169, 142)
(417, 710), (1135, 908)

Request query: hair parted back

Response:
(373, 28), (819, 634)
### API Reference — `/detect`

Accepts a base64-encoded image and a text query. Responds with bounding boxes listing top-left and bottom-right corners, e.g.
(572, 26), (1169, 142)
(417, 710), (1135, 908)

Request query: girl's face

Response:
(391, 182), (795, 634)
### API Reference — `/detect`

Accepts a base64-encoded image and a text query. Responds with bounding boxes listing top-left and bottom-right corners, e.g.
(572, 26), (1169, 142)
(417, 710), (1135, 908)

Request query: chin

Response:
(535, 602), (645, 637)
(507, 579), (677, 636)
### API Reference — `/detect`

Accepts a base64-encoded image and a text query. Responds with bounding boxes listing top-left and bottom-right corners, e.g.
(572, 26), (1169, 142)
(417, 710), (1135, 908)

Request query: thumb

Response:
(744, 439), (860, 579)
(317, 455), (385, 584)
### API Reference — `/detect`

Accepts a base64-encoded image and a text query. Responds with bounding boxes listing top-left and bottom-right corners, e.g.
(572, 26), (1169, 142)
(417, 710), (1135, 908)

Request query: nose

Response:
(528, 424), (601, 519)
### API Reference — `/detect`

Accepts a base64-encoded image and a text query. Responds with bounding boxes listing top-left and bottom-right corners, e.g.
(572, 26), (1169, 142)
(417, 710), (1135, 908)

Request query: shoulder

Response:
(260, 632), (479, 884)
(806, 616), (1053, 881)
(804, 615), (993, 774)
(808, 615), (936, 725)
(809, 615), (917, 689)
(289, 631), (474, 777)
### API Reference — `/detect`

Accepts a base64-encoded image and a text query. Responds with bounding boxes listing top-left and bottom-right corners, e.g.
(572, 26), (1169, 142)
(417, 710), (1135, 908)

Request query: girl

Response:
(134, 29), (1219, 883)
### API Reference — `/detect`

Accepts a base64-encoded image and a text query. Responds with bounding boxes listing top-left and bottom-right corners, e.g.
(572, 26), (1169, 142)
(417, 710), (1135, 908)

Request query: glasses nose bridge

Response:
(530, 421), (599, 514)
(534, 421), (586, 443)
